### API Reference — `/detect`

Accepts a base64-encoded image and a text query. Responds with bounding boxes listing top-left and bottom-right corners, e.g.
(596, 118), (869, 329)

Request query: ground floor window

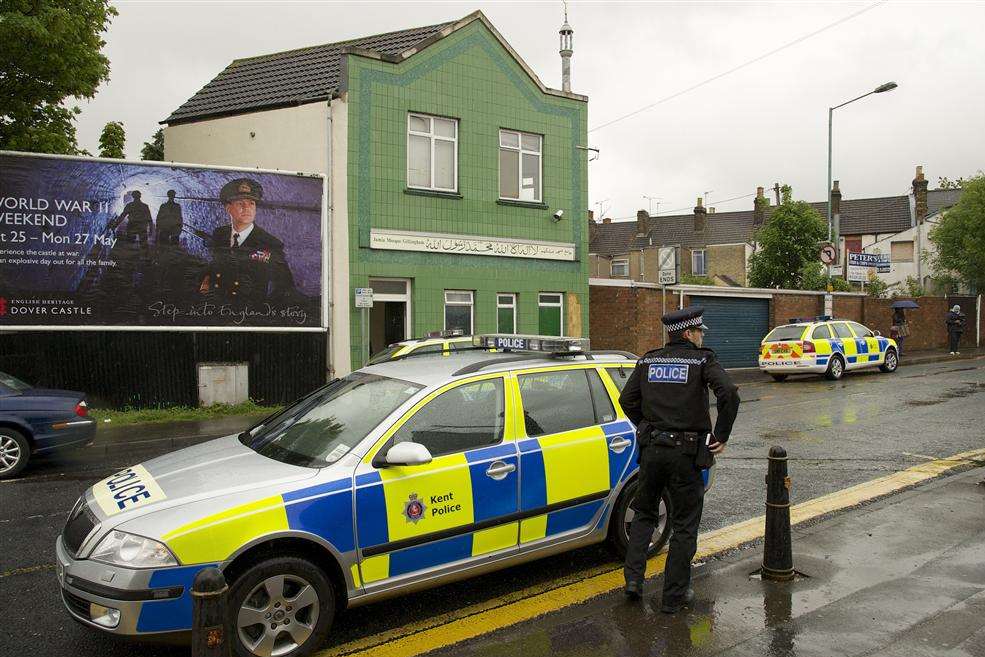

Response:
(444, 290), (474, 334)
(497, 293), (516, 333)
(538, 292), (563, 336)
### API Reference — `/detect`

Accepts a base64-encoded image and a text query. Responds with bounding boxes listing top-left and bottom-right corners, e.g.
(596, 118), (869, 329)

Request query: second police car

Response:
(759, 316), (899, 381)
(57, 335), (714, 657)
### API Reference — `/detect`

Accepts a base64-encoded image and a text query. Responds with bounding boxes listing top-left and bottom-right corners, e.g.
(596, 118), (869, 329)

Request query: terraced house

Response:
(164, 11), (589, 373)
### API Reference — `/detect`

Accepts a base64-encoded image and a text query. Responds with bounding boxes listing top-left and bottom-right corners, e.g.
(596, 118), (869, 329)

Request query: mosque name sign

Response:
(369, 229), (576, 262)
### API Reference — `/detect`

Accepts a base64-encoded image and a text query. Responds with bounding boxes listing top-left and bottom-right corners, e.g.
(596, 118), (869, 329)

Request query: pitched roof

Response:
(928, 188), (963, 217)
(164, 21), (456, 124)
(590, 193), (917, 256)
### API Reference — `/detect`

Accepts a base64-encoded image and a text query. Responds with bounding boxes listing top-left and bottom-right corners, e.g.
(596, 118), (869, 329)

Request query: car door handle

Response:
(485, 461), (516, 480)
(609, 437), (632, 454)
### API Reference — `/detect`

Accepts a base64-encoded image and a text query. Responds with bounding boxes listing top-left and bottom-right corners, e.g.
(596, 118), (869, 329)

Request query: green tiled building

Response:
(164, 11), (589, 374)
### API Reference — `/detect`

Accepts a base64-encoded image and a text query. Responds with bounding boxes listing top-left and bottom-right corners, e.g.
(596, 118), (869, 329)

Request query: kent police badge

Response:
(404, 493), (426, 523)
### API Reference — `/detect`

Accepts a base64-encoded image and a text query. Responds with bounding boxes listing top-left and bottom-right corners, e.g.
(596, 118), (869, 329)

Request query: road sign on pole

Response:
(658, 247), (677, 285)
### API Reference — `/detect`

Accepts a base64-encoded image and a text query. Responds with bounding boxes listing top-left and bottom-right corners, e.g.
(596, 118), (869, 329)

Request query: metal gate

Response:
(689, 296), (770, 368)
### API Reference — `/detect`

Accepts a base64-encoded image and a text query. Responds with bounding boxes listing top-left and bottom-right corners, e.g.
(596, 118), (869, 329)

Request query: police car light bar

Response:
(473, 334), (590, 354)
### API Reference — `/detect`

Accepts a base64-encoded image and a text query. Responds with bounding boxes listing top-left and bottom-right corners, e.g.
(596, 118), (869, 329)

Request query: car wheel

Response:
(770, 374), (788, 382)
(879, 348), (899, 373)
(824, 355), (845, 381)
(228, 556), (335, 657)
(608, 478), (672, 560)
(0, 428), (30, 479)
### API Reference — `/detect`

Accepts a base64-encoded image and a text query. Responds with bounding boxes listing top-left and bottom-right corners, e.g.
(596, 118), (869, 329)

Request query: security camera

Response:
(552, 209), (564, 222)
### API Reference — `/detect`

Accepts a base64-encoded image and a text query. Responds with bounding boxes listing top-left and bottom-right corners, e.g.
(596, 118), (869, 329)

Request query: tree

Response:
(140, 128), (164, 161)
(0, 0), (117, 154)
(98, 121), (125, 158)
(937, 176), (966, 190)
(748, 185), (828, 289)
(929, 174), (985, 292)
(865, 272), (888, 298)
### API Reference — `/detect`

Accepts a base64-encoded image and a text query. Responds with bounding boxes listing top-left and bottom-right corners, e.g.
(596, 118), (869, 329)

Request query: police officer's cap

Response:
(662, 307), (709, 332)
(219, 178), (263, 204)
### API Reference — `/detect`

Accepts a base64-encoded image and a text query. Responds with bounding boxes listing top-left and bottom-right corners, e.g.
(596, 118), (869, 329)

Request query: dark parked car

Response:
(0, 372), (96, 479)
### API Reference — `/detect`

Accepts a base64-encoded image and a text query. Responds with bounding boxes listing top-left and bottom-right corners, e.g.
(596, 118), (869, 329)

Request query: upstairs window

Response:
(691, 249), (707, 276)
(611, 258), (629, 277)
(499, 130), (542, 202)
(408, 113), (458, 192)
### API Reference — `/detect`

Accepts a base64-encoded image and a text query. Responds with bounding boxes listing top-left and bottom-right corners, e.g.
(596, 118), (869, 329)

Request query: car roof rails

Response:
(452, 336), (634, 376)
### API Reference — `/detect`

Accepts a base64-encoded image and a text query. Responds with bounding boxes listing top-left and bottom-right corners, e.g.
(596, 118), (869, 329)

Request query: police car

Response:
(57, 335), (714, 657)
(759, 317), (899, 382)
(366, 329), (478, 364)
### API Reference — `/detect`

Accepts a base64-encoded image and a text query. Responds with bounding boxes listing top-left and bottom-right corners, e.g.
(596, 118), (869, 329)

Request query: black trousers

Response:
(949, 330), (962, 352)
(624, 443), (705, 605)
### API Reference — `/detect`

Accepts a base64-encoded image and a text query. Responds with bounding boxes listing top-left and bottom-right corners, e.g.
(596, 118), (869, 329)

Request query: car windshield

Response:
(243, 373), (423, 468)
(0, 372), (32, 392)
(764, 325), (807, 342)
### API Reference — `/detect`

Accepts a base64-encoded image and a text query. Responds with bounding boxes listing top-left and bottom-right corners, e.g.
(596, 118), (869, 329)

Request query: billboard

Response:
(0, 153), (324, 329)
(847, 252), (890, 283)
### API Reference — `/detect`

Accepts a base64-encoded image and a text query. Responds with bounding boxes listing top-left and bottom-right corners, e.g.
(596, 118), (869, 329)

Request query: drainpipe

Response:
(325, 99), (334, 380)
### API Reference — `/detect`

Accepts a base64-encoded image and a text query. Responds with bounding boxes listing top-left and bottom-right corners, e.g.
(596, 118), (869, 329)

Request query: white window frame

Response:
(496, 293), (517, 334)
(368, 278), (412, 339)
(498, 129), (543, 202)
(691, 249), (707, 276)
(538, 292), (564, 337)
(444, 290), (474, 334)
(611, 258), (629, 277)
(407, 113), (458, 193)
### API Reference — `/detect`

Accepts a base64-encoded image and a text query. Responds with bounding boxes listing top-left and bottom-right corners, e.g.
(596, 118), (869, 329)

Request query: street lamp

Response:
(826, 81), (898, 251)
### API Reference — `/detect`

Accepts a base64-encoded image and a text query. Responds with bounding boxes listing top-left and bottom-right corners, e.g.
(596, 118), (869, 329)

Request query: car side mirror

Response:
(378, 441), (433, 467)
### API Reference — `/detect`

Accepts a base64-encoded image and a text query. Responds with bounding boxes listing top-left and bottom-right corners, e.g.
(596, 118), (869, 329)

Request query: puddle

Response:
(905, 382), (984, 406)
(759, 430), (820, 443)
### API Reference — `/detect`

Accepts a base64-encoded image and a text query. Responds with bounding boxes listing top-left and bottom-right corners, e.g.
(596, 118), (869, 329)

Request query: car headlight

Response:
(90, 531), (178, 568)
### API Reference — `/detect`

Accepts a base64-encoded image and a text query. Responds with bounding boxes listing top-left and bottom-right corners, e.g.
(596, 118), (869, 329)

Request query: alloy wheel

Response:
(237, 574), (320, 657)
(0, 435), (22, 475)
(622, 496), (668, 551)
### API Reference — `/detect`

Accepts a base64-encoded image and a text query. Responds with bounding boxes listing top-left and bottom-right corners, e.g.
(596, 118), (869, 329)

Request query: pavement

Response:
(432, 465), (985, 657)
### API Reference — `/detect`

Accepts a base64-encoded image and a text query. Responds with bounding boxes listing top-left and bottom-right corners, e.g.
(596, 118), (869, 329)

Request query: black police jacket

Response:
(618, 337), (740, 442)
(203, 224), (296, 306)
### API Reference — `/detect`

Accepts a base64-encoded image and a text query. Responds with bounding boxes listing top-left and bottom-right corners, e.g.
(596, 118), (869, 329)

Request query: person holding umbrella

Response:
(890, 300), (917, 359)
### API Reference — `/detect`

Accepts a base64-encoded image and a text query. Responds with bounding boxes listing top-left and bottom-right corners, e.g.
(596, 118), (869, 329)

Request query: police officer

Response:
(155, 190), (183, 245)
(619, 307), (740, 613)
(198, 178), (297, 307)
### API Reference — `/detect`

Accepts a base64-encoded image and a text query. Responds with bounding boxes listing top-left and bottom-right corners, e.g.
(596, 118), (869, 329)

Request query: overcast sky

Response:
(74, 0), (985, 221)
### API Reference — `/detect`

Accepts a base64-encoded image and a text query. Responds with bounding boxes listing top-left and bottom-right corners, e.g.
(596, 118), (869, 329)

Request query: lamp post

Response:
(826, 81), (898, 262)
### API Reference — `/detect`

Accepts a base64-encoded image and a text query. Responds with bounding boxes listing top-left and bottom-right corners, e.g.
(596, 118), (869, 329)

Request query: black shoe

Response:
(660, 588), (695, 614)
(624, 580), (643, 600)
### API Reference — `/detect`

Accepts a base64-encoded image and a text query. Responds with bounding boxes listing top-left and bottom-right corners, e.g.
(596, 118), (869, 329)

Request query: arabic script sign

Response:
(369, 229), (576, 262)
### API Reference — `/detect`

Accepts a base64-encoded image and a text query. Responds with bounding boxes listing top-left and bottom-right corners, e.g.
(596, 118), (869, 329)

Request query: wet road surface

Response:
(2, 357), (983, 656)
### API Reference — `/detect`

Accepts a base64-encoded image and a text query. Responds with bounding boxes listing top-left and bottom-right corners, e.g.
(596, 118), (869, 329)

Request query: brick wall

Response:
(861, 296), (979, 351)
(833, 296), (864, 323)
(589, 285), (665, 356)
(771, 294), (821, 329)
(707, 244), (747, 285)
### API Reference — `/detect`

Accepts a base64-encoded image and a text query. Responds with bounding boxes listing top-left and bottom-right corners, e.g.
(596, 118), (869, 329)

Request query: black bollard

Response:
(191, 567), (231, 657)
(762, 445), (794, 581)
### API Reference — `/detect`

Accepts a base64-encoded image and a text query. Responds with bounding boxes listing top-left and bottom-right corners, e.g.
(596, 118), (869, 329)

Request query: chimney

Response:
(602, 217), (611, 224)
(831, 180), (842, 217)
(753, 186), (767, 226)
(709, 207), (716, 214)
(559, 12), (574, 92)
(913, 165), (928, 224)
(636, 209), (649, 236)
(694, 197), (707, 233)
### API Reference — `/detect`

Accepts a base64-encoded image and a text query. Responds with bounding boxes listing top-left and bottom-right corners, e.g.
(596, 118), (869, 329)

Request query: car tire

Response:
(608, 478), (672, 560)
(879, 348), (899, 373)
(0, 428), (31, 480)
(770, 374), (788, 382)
(228, 556), (335, 657)
(824, 355), (846, 381)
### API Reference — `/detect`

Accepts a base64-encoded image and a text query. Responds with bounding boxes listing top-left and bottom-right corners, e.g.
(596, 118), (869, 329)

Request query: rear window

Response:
(604, 366), (633, 393)
(832, 322), (854, 339)
(812, 325), (832, 340)
(764, 325), (807, 342)
(518, 369), (597, 437)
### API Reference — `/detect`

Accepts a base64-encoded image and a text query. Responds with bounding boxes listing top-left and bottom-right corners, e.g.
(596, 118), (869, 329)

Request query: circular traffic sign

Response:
(819, 243), (837, 265)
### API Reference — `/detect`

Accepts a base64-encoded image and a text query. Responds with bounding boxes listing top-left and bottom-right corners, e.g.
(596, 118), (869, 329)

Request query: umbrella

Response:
(891, 300), (919, 309)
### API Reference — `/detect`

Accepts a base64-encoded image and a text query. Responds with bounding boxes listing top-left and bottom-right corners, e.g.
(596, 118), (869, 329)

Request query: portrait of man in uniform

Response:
(198, 178), (297, 307)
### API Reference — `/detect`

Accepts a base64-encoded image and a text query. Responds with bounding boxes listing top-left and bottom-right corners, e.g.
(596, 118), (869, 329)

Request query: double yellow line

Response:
(318, 447), (985, 657)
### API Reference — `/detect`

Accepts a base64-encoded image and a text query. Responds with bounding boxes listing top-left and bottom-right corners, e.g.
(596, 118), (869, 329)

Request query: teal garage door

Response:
(689, 296), (770, 368)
